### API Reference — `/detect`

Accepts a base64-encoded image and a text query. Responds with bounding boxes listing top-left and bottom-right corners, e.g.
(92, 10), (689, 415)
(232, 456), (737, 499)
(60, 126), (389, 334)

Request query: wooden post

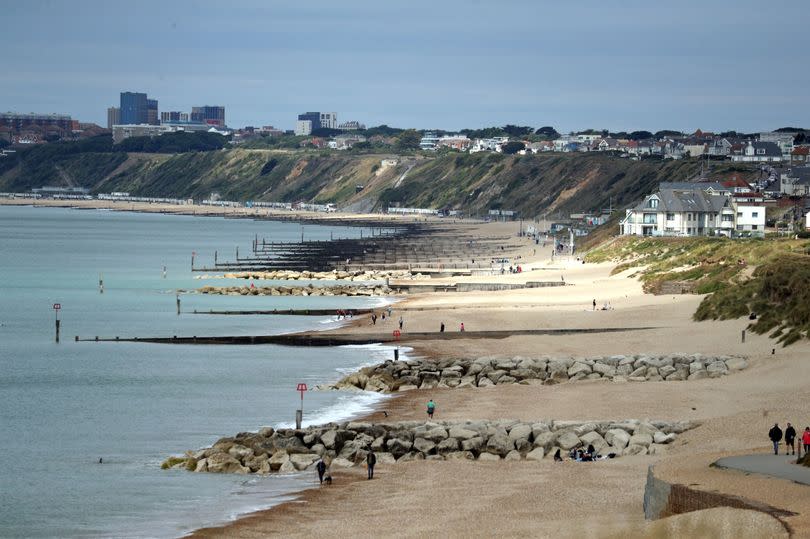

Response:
(214, 250), (218, 264)
(176, 294), (181, 316)
(99, 273), (104, 294)
(55, 319), (60, 343)
(741, 330), (746, 343)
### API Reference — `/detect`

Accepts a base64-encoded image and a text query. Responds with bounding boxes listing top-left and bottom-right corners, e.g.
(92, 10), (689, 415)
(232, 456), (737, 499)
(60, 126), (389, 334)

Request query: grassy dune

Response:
(586, 236), (810, 345)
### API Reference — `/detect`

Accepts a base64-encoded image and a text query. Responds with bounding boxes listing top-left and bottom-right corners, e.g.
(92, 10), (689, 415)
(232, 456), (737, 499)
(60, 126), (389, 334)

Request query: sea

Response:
(0, 205), (398, 538)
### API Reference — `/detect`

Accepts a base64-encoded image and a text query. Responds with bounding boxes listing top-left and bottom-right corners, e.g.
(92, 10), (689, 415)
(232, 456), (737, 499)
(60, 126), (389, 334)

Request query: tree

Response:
(502, 125), (533, 137)
(500, 141), (526, 155)
(0, 138), (9, 149)
(395, 129), (421, 150)
(628, 130), (654, 140)
(655, 130), (684, 139)
(534, 126), (559, 139)
(311, 127), (343, 138)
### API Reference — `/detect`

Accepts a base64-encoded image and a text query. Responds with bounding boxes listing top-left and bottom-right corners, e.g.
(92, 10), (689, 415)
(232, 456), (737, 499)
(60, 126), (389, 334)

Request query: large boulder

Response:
(477, 452), (501, 462)
(623, 444), (647, 456)
(653, 431), (676, 444)
(485, 433), (514, 457)
(206, 452), (249, 474)
(320, 429), (355, 450)
(504, 450), (522, 461)
(508, 424), (532, 442)
(461, 436), (484, 453)
(413, 437), (436, 455)
(604, 429), (631, 449)
(628, 433), (653, 447)
(532, 431), (558, 452)
(289, 453), (319, 471)
(725, 357), (748, 371)
(580, 431), (608, 452)
(268, 451), (291, 471)
(228, 444), (253, 461)
(436, 438), (460, 455)
(422, 427), (449, 442)
(556, 431), (582, 450)
(386, 438), (413, 458)
(568, 362), (592, 377)
(525, 447), (545, 461)
(448, 426), (478, 440)
(706, 361), (728, 378)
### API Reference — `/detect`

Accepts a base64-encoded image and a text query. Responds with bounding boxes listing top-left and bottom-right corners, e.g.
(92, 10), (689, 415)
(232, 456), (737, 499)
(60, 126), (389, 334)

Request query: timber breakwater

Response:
(327, 353), (749, 392)
(163, 417), (701, 475)
(196, 269), (417, 281)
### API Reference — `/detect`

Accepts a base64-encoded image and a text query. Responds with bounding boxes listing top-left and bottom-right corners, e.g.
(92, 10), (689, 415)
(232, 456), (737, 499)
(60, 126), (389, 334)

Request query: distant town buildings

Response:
(191, 106), (226, 127)
(160, 111), (190, 123)
(338, 120), (366, 131)
(107, 107), (120, 129)
(295, 120), (313, 136)
(0, 112), (75, 143)
(119, 92), (151, 125)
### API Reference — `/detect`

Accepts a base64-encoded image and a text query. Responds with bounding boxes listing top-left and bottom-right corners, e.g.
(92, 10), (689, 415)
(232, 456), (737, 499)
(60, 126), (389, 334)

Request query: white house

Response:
(731, 141), (782, 163)
(620, 187), (762, 237)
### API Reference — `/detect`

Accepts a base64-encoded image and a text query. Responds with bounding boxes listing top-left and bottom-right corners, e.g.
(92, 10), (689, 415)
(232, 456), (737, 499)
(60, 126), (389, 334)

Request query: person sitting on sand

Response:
(553, 449), (562, 462)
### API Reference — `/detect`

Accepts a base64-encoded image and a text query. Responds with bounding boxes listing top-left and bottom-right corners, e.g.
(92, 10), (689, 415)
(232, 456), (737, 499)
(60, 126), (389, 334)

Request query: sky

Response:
(2, 0), (808, 133)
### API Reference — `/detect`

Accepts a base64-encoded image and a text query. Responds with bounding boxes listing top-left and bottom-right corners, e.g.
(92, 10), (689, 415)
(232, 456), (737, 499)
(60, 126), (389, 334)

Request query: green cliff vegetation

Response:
(586, 236), (810, 345)
(0, 138), (757, 219)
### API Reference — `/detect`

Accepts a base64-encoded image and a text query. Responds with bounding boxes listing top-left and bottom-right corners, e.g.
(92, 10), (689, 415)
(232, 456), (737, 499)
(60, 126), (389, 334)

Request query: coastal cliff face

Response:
(0, 144), (756, 216)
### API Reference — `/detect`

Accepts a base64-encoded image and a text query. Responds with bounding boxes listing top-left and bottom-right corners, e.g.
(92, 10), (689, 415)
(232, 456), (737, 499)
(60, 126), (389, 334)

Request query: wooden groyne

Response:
(73, 327), (656, 346)
(189, 308), (375, 316)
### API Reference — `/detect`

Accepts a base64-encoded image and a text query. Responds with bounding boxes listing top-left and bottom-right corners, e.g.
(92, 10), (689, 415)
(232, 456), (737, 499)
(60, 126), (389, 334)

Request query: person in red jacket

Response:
(803, 427), (810, 455)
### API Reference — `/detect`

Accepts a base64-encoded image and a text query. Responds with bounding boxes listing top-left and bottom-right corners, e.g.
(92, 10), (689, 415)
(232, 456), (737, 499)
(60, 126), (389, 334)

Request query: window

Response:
(737, 212), (743, 218)
(737, 225), (743, 231)
(648, 198), (658, 208)
(666, 213), (675, 221)
(752, 211), (758, 218)
(757, 149), (765, 155)
(752, 225), (758, 230)
(722, 214), (733, 222)
(643, 213), (656, 224)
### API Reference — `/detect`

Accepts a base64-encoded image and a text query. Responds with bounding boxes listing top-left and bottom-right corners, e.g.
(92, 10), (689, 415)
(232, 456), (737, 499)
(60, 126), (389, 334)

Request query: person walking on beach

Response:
(398, 316), (403, 330)
(803, 427), (810, 455)
(592, 299), (596, 311)
(460, 322), (465, 332)
(426, 399), (436, 419)
(440, 322), (445, 333)
(371, 313), (377, 325)
(769, 423), (783, 455)
(366, 450), (376, 480)
(785, 423), (797, 455)
(316, 458), (327, 484)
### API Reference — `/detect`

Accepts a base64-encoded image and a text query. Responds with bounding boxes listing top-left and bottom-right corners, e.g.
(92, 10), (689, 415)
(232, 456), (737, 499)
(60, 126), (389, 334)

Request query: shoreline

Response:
(171, 253), (810, 537)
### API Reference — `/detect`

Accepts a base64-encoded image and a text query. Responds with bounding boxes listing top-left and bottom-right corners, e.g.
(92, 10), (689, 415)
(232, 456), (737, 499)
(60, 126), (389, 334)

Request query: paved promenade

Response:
(715, 454), (810, 486)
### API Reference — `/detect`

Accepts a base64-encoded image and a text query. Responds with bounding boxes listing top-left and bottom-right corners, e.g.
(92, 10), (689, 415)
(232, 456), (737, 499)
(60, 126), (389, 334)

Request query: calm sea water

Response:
(0, 206), (394, 538)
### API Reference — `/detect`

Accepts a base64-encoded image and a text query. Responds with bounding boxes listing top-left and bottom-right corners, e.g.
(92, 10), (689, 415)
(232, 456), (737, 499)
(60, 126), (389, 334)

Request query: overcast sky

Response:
(2, 0), (808, 133)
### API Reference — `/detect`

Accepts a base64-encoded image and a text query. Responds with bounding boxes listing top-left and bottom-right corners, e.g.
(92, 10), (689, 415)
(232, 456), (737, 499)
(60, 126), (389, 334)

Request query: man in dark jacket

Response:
(769, 423), (783, 455)
(366, 450), (376, 480)
(785, 423), (797, 455)
(316, 459), (327, 484)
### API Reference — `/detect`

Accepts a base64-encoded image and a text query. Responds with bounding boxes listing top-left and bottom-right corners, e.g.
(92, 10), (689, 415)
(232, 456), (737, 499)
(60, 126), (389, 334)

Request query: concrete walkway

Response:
(715, 454), (810, 486)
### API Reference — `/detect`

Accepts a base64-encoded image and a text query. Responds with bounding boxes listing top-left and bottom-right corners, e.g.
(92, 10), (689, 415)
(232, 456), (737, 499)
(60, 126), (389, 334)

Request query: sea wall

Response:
(198, 284), (394, 297)
(163, 418), (699, 475)
(328, 354), (749, 392)
(643, 466), (795, 532)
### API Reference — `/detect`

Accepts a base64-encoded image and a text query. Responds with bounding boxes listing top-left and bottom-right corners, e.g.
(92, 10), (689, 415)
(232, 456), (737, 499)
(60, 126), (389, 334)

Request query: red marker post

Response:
(53, 303), (61, 343)
(393, 330), (401, 361)
(295, 383), (307, 429)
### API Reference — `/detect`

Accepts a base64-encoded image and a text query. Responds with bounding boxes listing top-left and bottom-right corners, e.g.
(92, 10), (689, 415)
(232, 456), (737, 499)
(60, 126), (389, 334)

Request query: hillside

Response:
(0, 142), (759, 217)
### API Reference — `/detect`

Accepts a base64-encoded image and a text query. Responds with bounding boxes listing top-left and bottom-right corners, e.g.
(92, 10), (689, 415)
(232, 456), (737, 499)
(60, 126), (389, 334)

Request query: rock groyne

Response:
(198, 284), (395, 297)
(327, 354), (749, 392)
(163, 418), (700, 475)
(196, 269), (421, 281)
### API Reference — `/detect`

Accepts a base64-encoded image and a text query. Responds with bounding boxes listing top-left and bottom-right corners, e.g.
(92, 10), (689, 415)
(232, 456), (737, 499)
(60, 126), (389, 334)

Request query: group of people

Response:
(768, 423), (810, 456)
(316, 450), (378, 485)
(439, 322), (464, 332)
(591, 299), (613, 311)
(370, 307), (396, 326)
(551, 445), (616, 463)
(335, 309), (354, 320)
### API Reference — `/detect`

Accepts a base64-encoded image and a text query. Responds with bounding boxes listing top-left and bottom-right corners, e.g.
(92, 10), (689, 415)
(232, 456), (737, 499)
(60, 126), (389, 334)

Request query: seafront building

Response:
(191, 106), (226, 127)
(120, 92), (150, 125)
(621, 186), (766, 237)
(106, 107), (120, 129)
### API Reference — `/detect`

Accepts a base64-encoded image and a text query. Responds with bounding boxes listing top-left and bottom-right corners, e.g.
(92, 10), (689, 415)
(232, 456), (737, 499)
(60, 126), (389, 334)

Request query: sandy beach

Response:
(183, 244), (810, 538)
(14, 199), (804, 536)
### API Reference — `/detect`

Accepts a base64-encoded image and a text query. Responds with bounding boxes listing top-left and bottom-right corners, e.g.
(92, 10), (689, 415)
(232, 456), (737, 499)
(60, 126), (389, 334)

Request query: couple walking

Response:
(768, 422), (810, 455)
